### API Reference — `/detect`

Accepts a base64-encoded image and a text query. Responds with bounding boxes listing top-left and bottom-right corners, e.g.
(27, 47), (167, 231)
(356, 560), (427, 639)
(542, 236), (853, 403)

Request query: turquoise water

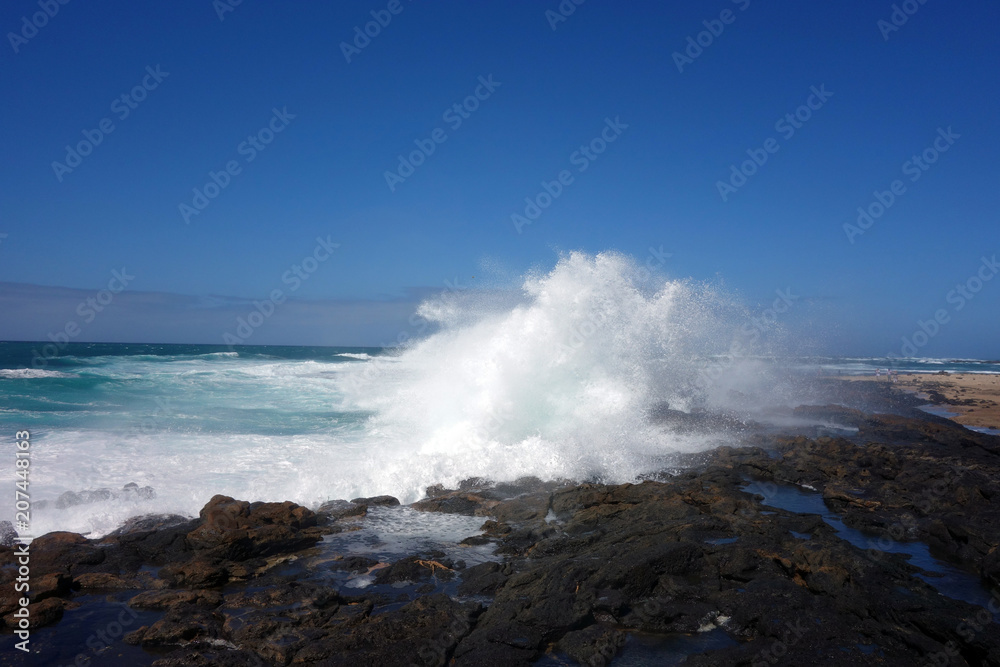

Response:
(0, 342), (377, 435)
(1, 342), (383, 536)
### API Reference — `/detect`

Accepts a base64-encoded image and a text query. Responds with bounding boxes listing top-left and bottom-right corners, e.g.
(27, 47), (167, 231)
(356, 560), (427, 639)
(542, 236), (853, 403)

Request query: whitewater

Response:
(2, 251), (998, 537)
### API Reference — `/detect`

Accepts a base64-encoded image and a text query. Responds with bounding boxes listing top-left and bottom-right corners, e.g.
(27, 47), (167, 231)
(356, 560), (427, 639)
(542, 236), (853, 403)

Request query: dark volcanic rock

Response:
(159, 557), (229, 588)
(374, 554), (456, 585)
(148, 647), (266, 666)
(125, 607), (224, 647)
(329, 555), (380, 574)
(30, 531), (106, 575)
(292, 594), (479, 667)
(411, 491), (497, 516)
(128, 589), (223, 610)
(447, 458), (1000, 665)
(179, 495), (326, 568)
(108, 513), (192, 537)
(457, 561), (510, 597)
(349, 494), (400, 507)
(99, 514), (198, 568)
(317, 499), (368, 520)
(558, 624), (627, 666)
(715, 414), (1000, 587)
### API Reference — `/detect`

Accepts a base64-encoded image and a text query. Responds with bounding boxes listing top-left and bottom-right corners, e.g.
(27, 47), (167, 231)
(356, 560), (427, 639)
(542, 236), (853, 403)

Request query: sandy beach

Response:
(841, 372), (1000, 430)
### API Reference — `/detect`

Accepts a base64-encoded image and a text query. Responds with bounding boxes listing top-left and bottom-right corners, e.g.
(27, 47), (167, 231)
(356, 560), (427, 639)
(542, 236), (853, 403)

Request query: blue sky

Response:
(1, 0), (997, 355)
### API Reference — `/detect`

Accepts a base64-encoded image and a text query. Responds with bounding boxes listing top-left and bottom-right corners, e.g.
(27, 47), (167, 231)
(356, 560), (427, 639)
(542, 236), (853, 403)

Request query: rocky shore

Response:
(3, 380), (1000, 666)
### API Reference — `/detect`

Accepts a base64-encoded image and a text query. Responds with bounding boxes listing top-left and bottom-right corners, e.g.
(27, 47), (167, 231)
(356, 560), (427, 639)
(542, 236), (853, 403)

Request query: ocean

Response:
(2, 254), (998, 539)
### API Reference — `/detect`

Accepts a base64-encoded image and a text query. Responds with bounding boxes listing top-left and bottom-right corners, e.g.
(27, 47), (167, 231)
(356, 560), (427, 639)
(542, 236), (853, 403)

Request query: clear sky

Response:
(1, 0), (997, 356)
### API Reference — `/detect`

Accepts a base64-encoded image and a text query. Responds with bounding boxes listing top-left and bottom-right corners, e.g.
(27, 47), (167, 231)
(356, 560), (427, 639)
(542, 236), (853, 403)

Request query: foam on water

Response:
(0, 369), (72, 379)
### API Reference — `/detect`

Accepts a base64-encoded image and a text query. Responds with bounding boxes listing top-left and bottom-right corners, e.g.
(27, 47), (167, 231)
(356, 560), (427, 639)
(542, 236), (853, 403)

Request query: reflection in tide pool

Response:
(743, 481), (998, 618)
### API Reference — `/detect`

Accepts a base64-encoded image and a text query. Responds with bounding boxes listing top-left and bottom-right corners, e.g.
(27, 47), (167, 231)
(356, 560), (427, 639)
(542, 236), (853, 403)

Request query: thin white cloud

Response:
(0, 282), (431, 347)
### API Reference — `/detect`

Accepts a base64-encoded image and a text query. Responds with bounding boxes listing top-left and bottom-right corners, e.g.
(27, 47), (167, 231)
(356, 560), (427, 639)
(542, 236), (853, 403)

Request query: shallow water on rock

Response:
(743, 481), (999, 617)
(320, 506), (496, 564)
(18, 592), (163, 667)
(291, 506), (499, 611)
(917, 403), (1000, 435)
(917, 403), (961, 419)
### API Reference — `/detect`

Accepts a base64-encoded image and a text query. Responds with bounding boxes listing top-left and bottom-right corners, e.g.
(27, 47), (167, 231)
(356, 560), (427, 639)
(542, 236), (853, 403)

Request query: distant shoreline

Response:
(839, 372), (1000, 430)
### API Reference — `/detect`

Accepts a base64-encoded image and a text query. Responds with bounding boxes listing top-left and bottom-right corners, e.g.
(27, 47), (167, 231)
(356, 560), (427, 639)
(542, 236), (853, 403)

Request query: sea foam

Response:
(334, 251), (767, 501)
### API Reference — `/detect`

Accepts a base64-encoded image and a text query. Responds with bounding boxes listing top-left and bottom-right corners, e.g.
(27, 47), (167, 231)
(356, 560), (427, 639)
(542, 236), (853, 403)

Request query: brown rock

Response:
(160, 557), (228, 588)
(73, 572), (146, 590)
(30, 531), (105, 576)
(349, 494), (400, 507)
(186, 495), (251, 551)
(128, 589), (223, 610)
(411, 491), (499, 516)
(125, 608), (223, 647)
(3, 597), (63, 629)
(30, 572), (72, 602)
(317, 499), (368, 521)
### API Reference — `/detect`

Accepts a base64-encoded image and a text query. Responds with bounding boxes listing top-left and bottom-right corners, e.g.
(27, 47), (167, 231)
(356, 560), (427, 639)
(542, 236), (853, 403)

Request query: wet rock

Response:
(73, 572), (152, 590)
(374, 554), (456, 585)
(100, 516), (197, 568)
(294, 594), (479, 666)
(30, 531), (106, 575)
(449, 461), (1000, 666)
(125, 608), (224, 647)
(185, 495), (324, 562)
(55, 488), (111, 509)
(457, 561), (509, 597)
(718, 416), (1000, 589)
(984, 547), (1000, 589)
(54, 484), (155, 510)
(0, 587), (20, 619)
(3, 597), (63, 629)
(317, 499), (368, 520)
(159, 557), (229, 588)
(185, 496), (252, 551)
(29, 572), (72, 602)
(222, 581), (341, 615)
(108, 513), (190, 537)
(121, 482), (157, 500)
(452, 619), (540, 666)
(349, 494), (400, 507)
(329, 555), (380, 574)
(128, 589), (224, 610)
(411, 491), (497, 516)
(149, 647), (265, 667)
(557, 624), (627, 666)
